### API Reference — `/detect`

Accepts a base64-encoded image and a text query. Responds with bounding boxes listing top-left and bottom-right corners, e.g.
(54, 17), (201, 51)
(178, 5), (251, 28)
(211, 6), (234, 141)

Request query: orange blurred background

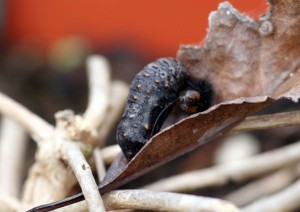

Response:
(4, 0), (267, 58)
(0, 0), (272, 181)
(0, 0), (268, 124)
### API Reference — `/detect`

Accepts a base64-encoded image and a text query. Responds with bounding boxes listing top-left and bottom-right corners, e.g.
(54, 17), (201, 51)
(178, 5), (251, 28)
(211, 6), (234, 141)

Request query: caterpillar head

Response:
(180, 79), (214, 114)
(179, 90), (201, 114)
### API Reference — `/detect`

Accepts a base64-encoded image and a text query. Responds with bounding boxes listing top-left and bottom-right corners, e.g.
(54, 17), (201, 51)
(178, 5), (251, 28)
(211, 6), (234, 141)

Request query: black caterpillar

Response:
(27, 57), (214, 212)
(117, 58), (214, 159)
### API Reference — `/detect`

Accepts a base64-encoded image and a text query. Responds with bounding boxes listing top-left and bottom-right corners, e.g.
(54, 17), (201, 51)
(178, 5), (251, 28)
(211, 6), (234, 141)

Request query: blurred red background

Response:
(0, 0), (268, 125)
(4, 0), (267, 58)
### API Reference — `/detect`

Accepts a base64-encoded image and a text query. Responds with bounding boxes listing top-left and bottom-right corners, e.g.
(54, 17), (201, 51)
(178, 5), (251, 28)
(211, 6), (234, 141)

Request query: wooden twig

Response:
(0, 117), (27, 197)
(225, 163), (300, 206)
(230, 110), (300, 134)
(102, 190), (239, 211)
(83, 55), (111, 129)
(100, 145), (122, 165)
(242, 173), (300, 212)
(98, 80), (128, 146)
(143, 141), (300, 192)
(0, 192), (22, 212)
(93, 148), (106, 182)
(61, 141), (105, 212)
(51, 189), (239, 212)
(0, 92), (53, 142)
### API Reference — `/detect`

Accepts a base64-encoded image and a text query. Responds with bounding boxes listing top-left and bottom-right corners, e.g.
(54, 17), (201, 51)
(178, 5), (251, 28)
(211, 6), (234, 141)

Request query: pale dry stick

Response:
(100, 145), (122, 165)
(0, 191), (22, 212)
(242, 172), (300, 212)
(0, 92), (53, 142)
(225, 163), (300, 207)
(56, 189), (240, 212)
(99, 110), (300, 166)
(143, 140), (300, 192)
(93, 149), (106, 181)
(83, 55), (111, 129)
(93, 80), (128, 181)
(0, 117), (27, 197)
(61, 141), (105, 212)
(97, 80), (128, 147)
(102, 189), (239, 212)
(230, 110), (300, 134)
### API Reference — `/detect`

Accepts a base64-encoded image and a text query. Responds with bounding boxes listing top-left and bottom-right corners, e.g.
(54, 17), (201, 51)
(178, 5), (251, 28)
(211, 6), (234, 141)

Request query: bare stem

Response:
(0, 192), (22, 212)
(143, 141), (300, 192)
(243, 172), (300, 212)
(0, 117), (27, 197)
(225, 163), (300, 206)
(103, 190), (239, 211)
(56, 189), (239, 212)
(83, 55), (111, 129)
(100, 145), (121, 165)
(98, 80), (128, 146)
(61, 141), (105, 212)
(0, 92), (53, 141)
(93, 148), (106, 182)
(230, 110), (300, 134)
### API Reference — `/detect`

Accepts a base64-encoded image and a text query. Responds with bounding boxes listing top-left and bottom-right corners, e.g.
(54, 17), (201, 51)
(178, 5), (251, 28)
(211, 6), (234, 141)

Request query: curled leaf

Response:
(100, 96), (274, 191)
(100, 0), (300, 193)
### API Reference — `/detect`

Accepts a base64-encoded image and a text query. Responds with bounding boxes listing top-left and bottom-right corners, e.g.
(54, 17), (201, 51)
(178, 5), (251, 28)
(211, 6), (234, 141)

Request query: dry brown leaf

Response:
(99, 0), (300, 194)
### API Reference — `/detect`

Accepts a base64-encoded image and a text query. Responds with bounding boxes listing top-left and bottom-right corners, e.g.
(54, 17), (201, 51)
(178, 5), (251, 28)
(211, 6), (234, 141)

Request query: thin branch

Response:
(55, 189), (239, 212)
(143, 141), (300, 192)
(242, 173), (300, 212)
(61, 141), (105, 212)
(0, 92), (53, 141)
(0, 191), (22, 212)
(98, 80), (128, 146)
(102, 190), (239, 211)
(83, 55), (111, 129)
(230, 110), (300, 134)
(224, 163), (300, 206)
(100, 145), (121, 165)
(0, 117), (27, 197)
(93, 148), (106, 182)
